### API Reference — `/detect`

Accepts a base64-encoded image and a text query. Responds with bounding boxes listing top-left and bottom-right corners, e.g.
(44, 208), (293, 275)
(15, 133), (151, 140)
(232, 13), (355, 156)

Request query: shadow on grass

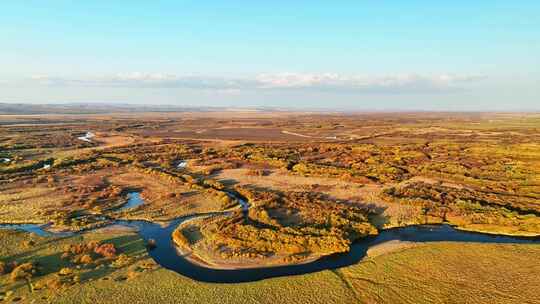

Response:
(218, 178), (239, 187)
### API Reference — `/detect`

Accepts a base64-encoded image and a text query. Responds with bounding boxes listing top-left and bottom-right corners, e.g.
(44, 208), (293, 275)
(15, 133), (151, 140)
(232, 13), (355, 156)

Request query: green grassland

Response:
(1, 229), (539, 304)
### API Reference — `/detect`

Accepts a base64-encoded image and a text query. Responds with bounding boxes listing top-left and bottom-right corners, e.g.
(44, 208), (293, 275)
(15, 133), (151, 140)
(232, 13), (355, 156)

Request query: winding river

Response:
(123, 220), (540, 283)
(1, 193), (539, 283)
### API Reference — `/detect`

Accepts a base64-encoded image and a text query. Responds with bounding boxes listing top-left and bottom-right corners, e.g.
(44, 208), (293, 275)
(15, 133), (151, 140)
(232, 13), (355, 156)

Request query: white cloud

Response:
(24, 72), (485, 93)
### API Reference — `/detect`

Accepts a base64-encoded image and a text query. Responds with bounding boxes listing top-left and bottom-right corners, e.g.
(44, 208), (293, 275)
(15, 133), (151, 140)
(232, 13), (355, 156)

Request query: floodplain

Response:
(1, 110), (539, 303)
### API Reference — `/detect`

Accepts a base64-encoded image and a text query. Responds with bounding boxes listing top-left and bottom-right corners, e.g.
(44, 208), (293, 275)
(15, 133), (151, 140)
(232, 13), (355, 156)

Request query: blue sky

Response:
(1, 1), (539, 110)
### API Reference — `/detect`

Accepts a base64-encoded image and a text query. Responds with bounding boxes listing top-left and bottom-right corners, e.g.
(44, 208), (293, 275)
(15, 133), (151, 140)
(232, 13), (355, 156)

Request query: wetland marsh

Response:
(1, 110), (540, 303)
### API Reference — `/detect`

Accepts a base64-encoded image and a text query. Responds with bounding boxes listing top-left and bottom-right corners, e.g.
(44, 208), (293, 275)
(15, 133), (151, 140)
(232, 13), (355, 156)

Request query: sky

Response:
(1, 1), (539, 111)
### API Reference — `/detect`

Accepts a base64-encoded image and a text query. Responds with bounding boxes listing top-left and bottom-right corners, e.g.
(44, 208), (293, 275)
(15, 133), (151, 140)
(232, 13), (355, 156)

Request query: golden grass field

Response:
(1, 229), (539, 304)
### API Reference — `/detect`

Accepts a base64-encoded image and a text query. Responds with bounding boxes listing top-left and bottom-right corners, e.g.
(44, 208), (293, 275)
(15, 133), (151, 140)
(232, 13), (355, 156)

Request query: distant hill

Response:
(0, 103), (268, 115)
(0, 103), (326, 115)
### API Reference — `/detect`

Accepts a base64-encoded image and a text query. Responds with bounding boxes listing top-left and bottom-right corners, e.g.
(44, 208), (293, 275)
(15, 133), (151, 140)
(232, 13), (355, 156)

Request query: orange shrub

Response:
(94, 243), (117, 258)
(10, 262), (35, 282)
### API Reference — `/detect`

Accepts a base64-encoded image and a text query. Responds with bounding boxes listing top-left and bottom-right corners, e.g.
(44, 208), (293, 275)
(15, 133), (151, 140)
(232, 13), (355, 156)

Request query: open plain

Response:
(1, 110), (540, 303)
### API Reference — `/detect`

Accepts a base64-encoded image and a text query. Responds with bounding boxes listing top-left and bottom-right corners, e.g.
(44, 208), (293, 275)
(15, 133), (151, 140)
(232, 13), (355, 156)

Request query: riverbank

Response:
(169, 217), (540, 275)
(1, 227), (539, 304)
(173, 230), (322, 270)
